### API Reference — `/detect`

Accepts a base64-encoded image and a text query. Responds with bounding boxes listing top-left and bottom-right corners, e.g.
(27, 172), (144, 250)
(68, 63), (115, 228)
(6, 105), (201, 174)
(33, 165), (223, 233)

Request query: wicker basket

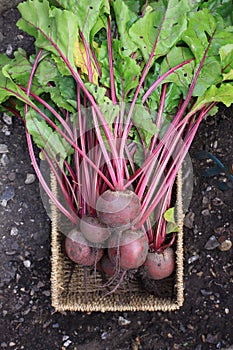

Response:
(50, 170), (184, 312)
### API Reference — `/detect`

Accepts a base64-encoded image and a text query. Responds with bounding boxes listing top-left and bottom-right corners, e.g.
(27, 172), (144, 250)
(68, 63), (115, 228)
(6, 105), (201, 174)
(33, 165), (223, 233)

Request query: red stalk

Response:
(24, 49), (77, 222)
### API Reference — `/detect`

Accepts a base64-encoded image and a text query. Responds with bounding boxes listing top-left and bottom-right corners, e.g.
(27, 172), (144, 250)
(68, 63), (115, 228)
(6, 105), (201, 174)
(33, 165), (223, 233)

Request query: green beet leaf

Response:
(25, 108), (73, 164)
(17, 0), (78, 70)
(129, 0), (190, 62)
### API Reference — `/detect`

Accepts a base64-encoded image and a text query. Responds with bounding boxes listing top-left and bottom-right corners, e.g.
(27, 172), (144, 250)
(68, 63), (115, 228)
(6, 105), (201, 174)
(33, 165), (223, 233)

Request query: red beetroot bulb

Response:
(143, 248), (175, 280)
(80, 215), (111, 244)
(108, 229), (148, 270)
(65, 229), (103, 266)
(96, 190), (141, 228)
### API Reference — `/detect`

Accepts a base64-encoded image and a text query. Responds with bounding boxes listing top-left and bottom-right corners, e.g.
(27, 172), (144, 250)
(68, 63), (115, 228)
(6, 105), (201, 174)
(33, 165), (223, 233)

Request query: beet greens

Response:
(0, 0), (233, 261)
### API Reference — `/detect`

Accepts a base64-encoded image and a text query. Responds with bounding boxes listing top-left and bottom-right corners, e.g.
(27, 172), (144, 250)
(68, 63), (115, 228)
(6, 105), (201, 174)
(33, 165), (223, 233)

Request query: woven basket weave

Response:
(50, 170), (184, 312)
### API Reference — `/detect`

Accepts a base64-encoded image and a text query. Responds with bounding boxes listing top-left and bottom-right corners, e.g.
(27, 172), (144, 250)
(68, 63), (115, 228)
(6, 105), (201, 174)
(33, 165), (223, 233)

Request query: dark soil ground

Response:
(0, 8), (233, 350)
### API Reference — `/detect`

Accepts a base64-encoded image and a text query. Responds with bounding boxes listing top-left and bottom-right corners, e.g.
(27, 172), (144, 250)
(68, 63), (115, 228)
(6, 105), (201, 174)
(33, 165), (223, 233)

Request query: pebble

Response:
(0, 199), (7, 207)
(5, 251), (17, 256)
(202, 196), (209, 205)
(8, 172), (16, 181)
(23, 260), (31, 268)
(200, 289), (213, 296)
(204, 235), (220, 250)
(212, 197), (224, 206)
(0, 343), (7, 348)
(42, 290), (51, 297)
(0, 154), (9, 166)
(6, 44), (13, 56)
(17, 34), (24, 40)
(201, 209), (210, 216)
(184, 211), (195, 229)
(0, 186), (15, 203)
(0, 144), (8, 153)
(52, 323), (60, 328)
(25, 173), (36, 185)
(10, 227), (19, 236)
(62, 336), (69, 342)
(218, 240), (232, 252)
(63, 340), (72, 348)
(188, 254), (199, 264)
(1, 125), (11, 136)
(101, 332), (108, 340)
(118, 316), (131, 326)
(36, 281), (45, 289)
(3, 114), (12, 125)
(9, 342), (16, 347)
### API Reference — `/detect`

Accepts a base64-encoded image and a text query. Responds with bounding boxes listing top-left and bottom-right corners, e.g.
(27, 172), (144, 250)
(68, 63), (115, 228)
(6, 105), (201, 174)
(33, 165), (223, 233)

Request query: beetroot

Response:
(143, 248), (175, 280)
(65, 229), (103, 266)
(96, 190), (141, 228)
(108, 230), (148, 270)
(80, 215), (111, 244)
(100, 255), (117, 276)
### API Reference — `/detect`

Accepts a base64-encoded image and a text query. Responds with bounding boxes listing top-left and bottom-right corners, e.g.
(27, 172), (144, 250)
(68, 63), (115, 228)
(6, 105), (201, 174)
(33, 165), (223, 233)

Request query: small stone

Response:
(25, 173), (36, 185)
(52, 323), (59, 328)
(118, 316), (131, 326)
(101, 332), (108, 340)
(9, 343), (16, 347)
(8, 172), (16, 181)
(0, 199), (7, 207)
(200, 289), (213, 296)
(204, 235), (220, 250)
(63, 340), (72, 348)
(6, 44), (13, 56)
(10, 227), (19, 236)
(201, 209), (210, 216)
(0, 144), (8, 153)
(218, 240), (232, 252)
(202, 196), (209, 205)
(184, 211), (195, 229)
(23, 260), (31, 268)
(42, 290), (51, 297)
(1, 343), (7, 348)
(2, 114), (12, 125)
(5, 251), (16, 256)
(62, 336), (69, 342)
(0, 154), (9, 166)
(2, 310), (7, 317)
(188, 255), (199, 264)
(212, 197), (224, 206)
(36, 281), (45, 289)
(17, 34), (24, 41)
(1, 125), (10, 136)
(0, 186), (15, 202)
(225, 308), (230, 314)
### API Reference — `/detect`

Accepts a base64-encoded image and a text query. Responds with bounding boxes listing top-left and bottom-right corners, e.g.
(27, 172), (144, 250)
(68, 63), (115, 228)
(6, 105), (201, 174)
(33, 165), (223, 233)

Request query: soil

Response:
(0, 8), (233, 350)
